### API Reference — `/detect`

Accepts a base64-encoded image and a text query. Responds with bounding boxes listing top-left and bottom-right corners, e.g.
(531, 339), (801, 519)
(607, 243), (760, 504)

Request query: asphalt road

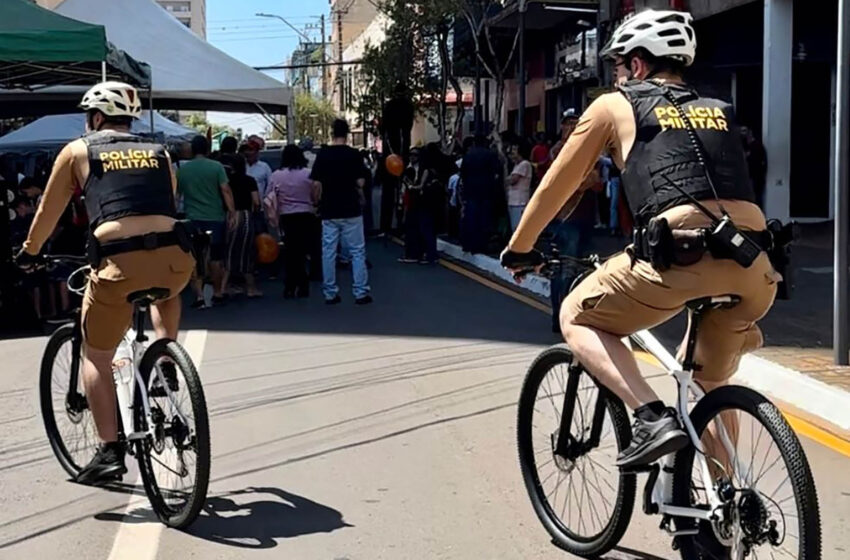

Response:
(1, 240), (848, 559)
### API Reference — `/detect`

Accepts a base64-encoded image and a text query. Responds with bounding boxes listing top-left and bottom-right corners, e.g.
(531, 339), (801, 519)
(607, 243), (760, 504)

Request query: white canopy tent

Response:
(0, 0), (290, 119)
(0, 111), (197, 155)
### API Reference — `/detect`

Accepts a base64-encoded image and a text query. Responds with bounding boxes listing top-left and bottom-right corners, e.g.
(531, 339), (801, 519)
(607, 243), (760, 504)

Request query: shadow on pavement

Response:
(173, 239), (555, 346)
(95, 486), (350, 549)
(608, 546), (669, 560)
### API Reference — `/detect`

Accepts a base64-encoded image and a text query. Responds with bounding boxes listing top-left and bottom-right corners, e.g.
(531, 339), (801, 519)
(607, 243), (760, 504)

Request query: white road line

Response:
(106, 329), (208, 560)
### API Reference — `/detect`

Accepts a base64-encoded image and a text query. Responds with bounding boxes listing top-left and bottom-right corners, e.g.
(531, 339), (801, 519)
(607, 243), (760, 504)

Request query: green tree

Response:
(184, 113), (234, 137)
(267, 93), (337, 142)
(356, 0), (467, 150)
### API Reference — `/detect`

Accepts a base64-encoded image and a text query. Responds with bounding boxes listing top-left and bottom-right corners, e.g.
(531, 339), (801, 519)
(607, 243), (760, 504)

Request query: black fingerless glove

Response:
(500, 248), (544, 269)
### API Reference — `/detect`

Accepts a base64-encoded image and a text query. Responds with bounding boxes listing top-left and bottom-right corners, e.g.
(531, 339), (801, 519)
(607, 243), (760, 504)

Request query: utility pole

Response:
(835, 0), (850, 364)
(320, 14), (328, 100)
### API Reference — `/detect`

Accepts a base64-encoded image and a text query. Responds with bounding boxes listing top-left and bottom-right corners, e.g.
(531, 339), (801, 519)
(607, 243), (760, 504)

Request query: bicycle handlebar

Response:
(511, 254), (602, 281)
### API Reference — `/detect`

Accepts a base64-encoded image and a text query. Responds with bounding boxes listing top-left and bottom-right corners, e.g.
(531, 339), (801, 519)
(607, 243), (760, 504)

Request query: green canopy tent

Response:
(0, 0), (150, 90)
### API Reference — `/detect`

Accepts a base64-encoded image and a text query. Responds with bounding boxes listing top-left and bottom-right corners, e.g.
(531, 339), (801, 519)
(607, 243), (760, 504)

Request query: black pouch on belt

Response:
(671, 229), (707, 266)
(646, 217), (675, 271)
(173, 220), (196, 254)
(86, 231), (102, 268)
(766, 219), (797, 300)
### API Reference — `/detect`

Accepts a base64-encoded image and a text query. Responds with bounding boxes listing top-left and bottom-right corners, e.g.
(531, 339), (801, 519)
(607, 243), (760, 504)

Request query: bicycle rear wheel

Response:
(517, 345), (635, 557)
(39, 322), (98, 477)
(671, 385), (821, 559)
(135, 339), (210, 528)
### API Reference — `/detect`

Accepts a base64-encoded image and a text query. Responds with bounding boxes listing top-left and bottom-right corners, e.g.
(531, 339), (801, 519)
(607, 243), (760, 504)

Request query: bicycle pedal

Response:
(668, 528), (700, 537)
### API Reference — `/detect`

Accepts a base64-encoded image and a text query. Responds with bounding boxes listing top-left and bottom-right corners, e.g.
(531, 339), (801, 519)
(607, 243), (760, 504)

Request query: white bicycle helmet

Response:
(79, 81), (142, 119)
(601, 9), (697, 67)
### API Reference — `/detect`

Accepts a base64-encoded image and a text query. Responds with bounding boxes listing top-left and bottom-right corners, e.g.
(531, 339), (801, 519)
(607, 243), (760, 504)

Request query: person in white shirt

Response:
(241, 140), (273, 200)
(506, 143), (533, 232)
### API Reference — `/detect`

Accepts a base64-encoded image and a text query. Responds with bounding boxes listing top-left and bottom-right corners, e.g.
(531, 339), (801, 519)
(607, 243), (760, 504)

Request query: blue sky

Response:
(206, 0), (329, 135)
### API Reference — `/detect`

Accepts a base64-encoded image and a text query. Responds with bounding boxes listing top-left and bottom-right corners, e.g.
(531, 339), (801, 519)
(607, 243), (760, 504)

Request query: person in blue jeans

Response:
(548, 182), (597, 333)
(310, 119), (372, 305)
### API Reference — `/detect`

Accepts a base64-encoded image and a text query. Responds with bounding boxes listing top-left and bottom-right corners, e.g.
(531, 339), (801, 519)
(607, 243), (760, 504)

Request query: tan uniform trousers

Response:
(82, 245), (195, 350)
(562, 202), (779, 383)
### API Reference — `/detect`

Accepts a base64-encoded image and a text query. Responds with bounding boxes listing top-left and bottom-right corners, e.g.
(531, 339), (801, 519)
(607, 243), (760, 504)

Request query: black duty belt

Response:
(88, 230), (189, 268)
(99, 231), (182, 258)
(632, 223), (773, 270)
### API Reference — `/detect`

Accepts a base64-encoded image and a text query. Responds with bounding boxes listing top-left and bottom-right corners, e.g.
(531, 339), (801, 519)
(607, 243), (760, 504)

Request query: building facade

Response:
(36, 0), (206, 39)
(289, 42), (325, 98)
(487, 0), (840, 223)
(329, 0), (380, 114)
(154, 0), (206, 39)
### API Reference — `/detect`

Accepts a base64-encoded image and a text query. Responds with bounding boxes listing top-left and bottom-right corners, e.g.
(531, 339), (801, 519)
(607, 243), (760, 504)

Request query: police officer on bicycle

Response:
(502, 10), (780, 468)
(16, 82), (195, 484)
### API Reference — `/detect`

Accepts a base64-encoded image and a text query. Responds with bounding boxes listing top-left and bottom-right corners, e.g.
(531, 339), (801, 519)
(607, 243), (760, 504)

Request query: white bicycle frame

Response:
(67, 264), (189, 446)
(114, 327), (191, 444)
(630, 324), (748, 540)
(565, 257), (746, 538)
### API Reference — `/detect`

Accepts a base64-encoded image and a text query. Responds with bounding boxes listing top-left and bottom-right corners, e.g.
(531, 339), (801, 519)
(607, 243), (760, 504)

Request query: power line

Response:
(207, 16), (323, 23)
(211, 35), (301, 43)
(254, 59), (363, 70)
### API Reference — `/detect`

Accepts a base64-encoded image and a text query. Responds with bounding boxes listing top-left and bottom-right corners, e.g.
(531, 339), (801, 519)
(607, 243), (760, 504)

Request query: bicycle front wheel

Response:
(39, 322), (98, 478)
(135, 339), (210, 529)
(671, 385), (821, 559)
(517, 345), (635, 557)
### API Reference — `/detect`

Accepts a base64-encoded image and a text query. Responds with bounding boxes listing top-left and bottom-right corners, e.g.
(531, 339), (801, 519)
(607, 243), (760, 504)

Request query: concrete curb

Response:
(436, 238), (850, 433)
(437, 239), (550, 298)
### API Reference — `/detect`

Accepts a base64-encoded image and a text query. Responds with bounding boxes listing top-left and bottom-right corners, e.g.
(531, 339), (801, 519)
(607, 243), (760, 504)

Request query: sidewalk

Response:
(435, 222), (850, 438)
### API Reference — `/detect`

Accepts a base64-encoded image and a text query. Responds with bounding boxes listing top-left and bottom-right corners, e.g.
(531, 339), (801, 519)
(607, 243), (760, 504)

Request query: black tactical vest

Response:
(618, 80), (755, 223)
(83, 131), (175, 229)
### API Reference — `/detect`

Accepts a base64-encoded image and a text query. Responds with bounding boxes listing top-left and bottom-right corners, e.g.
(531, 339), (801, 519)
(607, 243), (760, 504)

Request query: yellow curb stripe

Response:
(432, 248), (850, 457)
(438, 259), (551, 313)
(783, 412), (850, 459)
(634, 349), (663, 368)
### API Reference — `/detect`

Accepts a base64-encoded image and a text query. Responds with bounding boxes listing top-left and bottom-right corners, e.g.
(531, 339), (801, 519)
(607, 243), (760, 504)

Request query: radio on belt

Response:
(710, 215), (761, 268)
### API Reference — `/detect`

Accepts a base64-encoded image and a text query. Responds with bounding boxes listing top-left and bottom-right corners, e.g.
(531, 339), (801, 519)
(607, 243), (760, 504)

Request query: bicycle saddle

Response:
(126, 287), (171, 305)
(685, 295), (741, 311)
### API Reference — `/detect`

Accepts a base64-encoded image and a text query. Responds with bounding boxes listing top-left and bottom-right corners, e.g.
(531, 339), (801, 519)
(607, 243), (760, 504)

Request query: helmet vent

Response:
(658, 28), (682, 37)
(658, 14), (686, 24)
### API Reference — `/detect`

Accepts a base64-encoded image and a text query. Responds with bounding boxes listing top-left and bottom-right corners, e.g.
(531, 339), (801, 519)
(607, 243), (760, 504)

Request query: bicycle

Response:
(516, 254), (821, 559)
(38, 255), (210, 528)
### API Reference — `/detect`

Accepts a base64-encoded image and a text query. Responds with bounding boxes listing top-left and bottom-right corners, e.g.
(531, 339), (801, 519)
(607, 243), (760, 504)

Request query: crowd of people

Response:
(174, 118), (372, 307)
(4, 107), (767, 328)
(6, 165), (85, 322)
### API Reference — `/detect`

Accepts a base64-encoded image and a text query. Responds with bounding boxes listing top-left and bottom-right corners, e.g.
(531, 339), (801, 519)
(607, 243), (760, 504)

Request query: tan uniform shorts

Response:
(82, 245), (195, 350)
(562, 202), (779, 383)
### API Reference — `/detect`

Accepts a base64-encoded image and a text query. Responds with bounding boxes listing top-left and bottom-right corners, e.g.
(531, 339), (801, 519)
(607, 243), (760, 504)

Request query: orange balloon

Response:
(255, 233), (280, 264)
(385, 154), (405, 177)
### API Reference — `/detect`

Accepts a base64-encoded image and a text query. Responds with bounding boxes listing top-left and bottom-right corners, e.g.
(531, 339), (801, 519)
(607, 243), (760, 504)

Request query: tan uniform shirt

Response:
(508, 88), (763, 253)
(24, 136), (177, 255)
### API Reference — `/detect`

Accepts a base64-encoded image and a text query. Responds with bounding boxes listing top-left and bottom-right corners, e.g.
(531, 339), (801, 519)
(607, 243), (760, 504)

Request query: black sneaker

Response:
(190, 299), (206, 309)
(149, 362), (179, 397)
(76, 442), (127, 485)
(325, 295), (342, 305)
(355, 295), (373, 305)
(616, 409), (688, 468)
